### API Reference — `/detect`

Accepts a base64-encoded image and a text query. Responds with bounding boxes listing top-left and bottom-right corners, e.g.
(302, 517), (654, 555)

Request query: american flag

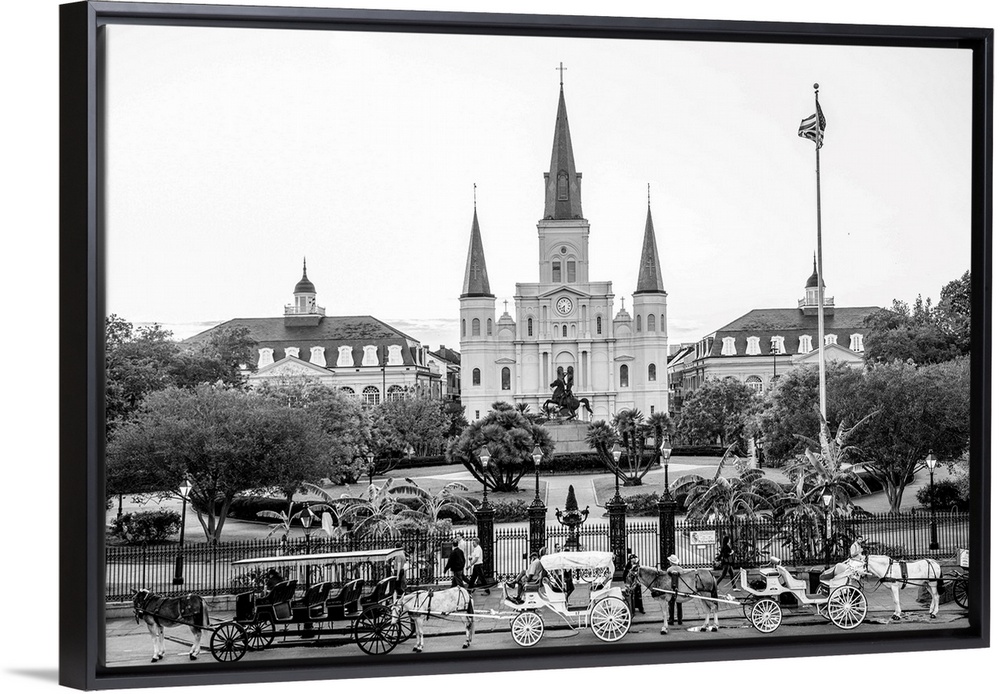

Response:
(798, 99), (826, 148)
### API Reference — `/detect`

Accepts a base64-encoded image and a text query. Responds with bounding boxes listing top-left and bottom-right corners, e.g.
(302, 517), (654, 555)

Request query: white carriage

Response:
(738, 559), (868, 633)
(501, 551), (632, 646)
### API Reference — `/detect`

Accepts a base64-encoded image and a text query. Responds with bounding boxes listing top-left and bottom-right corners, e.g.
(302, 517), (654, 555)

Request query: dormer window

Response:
(257, 348), (274, 368)
(362, 345), (379, 366)
(387, 345), (403, 366)
(721, 337), (737, 356)
(770, 336), (786, 354)
(337, 346), (353, 367)
(284, 346), (300, 359)
(746, 336), (761, 356)
(850, 333), (865, 351)
(798, 335), (813, 354)
(310, 347), (326, 367)
(825, 334), (838, 346)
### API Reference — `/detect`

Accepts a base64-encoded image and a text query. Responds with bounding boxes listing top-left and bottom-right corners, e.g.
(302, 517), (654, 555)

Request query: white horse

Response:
(132, 589), (210, 662)
(634, 566), (723, 634)
(391, 586), (475, 653)
(847, 554), (942, 620)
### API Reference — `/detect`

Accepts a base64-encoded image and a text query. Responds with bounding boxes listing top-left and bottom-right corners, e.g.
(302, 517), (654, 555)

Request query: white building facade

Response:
(459, 83), (671, 421)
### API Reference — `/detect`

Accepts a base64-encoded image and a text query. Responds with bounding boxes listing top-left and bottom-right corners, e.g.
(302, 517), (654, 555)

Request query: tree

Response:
(671, 444), (783, 523)
(305, 479), (424, 539)
(840, 357), (970, 514)
(371, 394), (451, 457)
(754, 363), (864, 465)
(446, 404), (555, 492)
(390, 478), (477, 526)
(586, 409), (673, 485)
(106, 385), (328, 541)
(676, 378), (758, 447)
(255, 378), (369, 486)
(863, 271), (971, 365)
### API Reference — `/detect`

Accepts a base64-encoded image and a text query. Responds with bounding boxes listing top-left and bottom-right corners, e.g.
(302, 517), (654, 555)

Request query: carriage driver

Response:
(849, 537), (867, 561)
(510, 551), (545, 603)
(665, 554), (684, 626)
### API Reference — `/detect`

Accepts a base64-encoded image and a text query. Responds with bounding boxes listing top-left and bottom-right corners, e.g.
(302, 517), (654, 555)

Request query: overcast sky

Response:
(104, 24), (972, 349)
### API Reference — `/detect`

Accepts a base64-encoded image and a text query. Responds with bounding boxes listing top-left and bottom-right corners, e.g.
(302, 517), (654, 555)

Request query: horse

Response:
(633, 565), (723, 634)
(846, 554), (942, 620)
(132, 589), (211, 662)
(542, 395), (593, 421)
(389, 586), (475, 653)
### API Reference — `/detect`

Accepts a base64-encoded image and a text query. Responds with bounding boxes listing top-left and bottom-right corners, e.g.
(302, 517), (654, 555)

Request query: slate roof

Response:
(542, 85), (584, 220)
(185, 315), (424, 368)
(460, 209), (494, 298)
(634, 205), (665, 294)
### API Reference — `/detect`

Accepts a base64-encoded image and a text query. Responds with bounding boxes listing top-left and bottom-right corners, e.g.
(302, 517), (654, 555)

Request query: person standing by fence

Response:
(445, 539), (468, 588)
(466, 538), (490, 595)
(666, 553), (684, 625)
(624, 553), (645, 615)
(717, 536), (735, 587)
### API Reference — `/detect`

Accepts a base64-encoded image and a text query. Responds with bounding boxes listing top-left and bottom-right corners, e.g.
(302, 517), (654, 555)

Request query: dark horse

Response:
(543, 394), (594, 420)
(133, 589), (211, 662)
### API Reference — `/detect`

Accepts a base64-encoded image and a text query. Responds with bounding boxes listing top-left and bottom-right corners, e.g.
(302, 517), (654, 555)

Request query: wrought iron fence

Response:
(106, 511), (969, 602)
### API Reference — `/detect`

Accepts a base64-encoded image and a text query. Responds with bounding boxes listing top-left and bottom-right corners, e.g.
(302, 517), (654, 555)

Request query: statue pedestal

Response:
(541, 420), (591, 454)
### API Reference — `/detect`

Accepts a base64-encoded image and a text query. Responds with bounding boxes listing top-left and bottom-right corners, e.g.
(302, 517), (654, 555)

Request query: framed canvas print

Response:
(59, 1), (991, 690)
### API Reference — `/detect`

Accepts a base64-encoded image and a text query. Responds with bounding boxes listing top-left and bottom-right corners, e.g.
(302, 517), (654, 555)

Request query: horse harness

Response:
(405, 588), (472, 621)
(133, 592), (203, 627)
(864, 556), (937, 589)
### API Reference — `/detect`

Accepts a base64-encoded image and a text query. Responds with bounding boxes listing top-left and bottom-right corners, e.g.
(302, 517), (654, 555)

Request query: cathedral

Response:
(459, 81), (671, 422)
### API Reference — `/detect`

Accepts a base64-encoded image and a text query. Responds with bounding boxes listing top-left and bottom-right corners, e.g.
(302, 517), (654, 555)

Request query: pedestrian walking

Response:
(623, 553), (645, 615)
(445, 539), (468, 588)
(466, 538), (490, 595)
(717, 536), (735, 585)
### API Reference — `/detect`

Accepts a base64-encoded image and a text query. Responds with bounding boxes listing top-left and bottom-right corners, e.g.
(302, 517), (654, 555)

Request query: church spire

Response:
(461, 207), (494, 298)
(634, 203), (665, 294)
(543, 75), (584, 220)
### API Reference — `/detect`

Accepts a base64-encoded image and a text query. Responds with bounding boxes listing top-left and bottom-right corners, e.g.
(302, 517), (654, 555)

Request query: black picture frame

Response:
(60, 2), (992, 690)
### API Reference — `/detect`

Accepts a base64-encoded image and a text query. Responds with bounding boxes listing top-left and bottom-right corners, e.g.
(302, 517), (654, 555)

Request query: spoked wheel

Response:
(209, 622), (248, 663)
(827, 585), (867, 630)
(748, 598), (782, 634)
(953, 577), (969, 609)
(353, 604), (399, 656)
(589, 596), (632, 642)
(511, 611), (545, 647)
(245, 618), (275, 650)
(390, 613), (416, 644)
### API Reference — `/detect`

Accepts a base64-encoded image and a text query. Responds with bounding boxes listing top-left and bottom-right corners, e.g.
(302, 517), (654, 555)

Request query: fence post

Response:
(607, 495), (627, 578)
(658, 495), (677, 568)
(476, 505), (496, 583)
(528, 498), (547, 557)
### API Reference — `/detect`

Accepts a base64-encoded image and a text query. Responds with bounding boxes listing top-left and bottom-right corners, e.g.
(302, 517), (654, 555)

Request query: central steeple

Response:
(542, 80), (584, 220)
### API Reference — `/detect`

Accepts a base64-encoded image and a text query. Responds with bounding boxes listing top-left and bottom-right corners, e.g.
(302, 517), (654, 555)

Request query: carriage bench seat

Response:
(255, 579), (299, 622)
(293, 582), (334, 621)
(327, 579), (365, 619)
(360, 576), (398, 608)
(773, 566), (808, 591)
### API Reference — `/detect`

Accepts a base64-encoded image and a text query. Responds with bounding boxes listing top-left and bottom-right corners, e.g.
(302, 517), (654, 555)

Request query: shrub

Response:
(228, 497), (314, 522)
(108, 509), (181, 544)
(623, 493), (661, 516)
(915, 479), (968, 511)
(490, 499), (530, 522)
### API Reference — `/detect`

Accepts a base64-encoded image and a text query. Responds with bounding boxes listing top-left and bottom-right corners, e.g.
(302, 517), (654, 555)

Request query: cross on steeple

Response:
(503, 299), (509, 312)
(556, 62), (568, 87)
(645, 255), (657, 273)
(470, 262), (481, 280)
(621, 297), (626, 310)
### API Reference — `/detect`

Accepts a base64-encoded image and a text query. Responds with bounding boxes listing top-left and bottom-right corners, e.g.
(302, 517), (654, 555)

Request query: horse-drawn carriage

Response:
(132, 548), (412, 663)
(737, 559), (868, 633)
(949, 548), (969, 609)
(500, 551), (632, 646)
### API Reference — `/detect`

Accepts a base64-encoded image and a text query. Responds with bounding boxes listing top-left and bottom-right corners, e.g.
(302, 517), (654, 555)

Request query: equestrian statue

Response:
(542, 367), (593, 421)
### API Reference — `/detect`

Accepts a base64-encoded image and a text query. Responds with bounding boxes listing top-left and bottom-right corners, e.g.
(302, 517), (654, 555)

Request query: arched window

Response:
(472, 368), (481, 386)
(635, 316), (642, 332)
(527, 317), (533, 337)
(596, 315), (603, 335)
(745, 375), (764, 393)
(472, 318), (481, 337)
(362, 345), (379, 366)
(567, 261), (577, 283)
(798, 335), (813, 354)
(648, 363), (656, 381)
(461, 319), (466, 338)
(850, 333), (865, 351)
(501, 367), (511, 390)
(660, 314), (665, 332)
(362, 386), (380, 407)
(721, 337), (737, 356)
(647, 314), (656, 332)
(339, 386), (355, 395)
(387, 385), (405, 401)
(552, 261), (562, 283)
(620, 364), (629, 387)
(557, 171), (569, 200)
(487, 318), (493, 336)
(562, 325), (567, 337)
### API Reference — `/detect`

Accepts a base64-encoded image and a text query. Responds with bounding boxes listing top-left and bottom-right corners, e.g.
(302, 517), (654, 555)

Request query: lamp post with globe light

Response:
(475, 446), (496, 583)
(528, 445), (546, 556)
(822, 486), (833, 566)
(657, 439), (676, 567)
(607, 442), (627, 575)
(926, 450), (940, 550)
(172, 477), (193, 585)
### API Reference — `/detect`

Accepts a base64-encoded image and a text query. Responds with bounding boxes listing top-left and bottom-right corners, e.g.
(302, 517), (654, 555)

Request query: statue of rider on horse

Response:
(543, 366), (593, 421)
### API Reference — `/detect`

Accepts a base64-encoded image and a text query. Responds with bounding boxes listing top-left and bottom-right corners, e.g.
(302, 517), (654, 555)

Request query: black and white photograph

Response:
(5, 1), (995, 693)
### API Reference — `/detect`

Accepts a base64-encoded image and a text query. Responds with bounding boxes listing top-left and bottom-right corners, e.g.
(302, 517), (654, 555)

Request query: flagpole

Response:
(813, 83), (827, 426)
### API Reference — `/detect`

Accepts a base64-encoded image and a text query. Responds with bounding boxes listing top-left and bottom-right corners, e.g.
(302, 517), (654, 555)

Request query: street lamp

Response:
(611, 442), (623, 502)
(365, 450), (376, 490)
(926, 450), (940, 550)
(531, 445), (544, 505)
(770, 344), (779, 380)
(478, 446), (492, 507)
(659, 440), (673, 498)
(172, 477), (193, 585)
(300, 506), (316, 586)
(821, 486), (833, 566)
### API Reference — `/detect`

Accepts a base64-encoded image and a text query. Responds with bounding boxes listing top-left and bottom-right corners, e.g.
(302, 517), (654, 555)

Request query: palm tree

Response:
(671, 443), (784, 524)
(587, 409), (673, 485)
(390, 478), (477, 526)
(303, 479), (423, 539)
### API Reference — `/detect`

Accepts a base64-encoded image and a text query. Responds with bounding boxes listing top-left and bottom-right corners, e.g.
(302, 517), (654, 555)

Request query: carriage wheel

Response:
(953, 577), (969, 609)
(353, 604), (398, 656)
(245, 618), (275, 650)
(748, 598), (782, 634)
(826, 585), (867, 630)
(209, 622), (248, 663)
(390, 613), (416, 644)
(589, 596), (632, 642)
(511, 611), (545, 647)
(741, 598), (756, 622)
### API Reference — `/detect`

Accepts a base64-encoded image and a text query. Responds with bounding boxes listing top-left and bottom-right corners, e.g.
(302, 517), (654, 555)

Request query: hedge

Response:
(108, 509), (182, 544)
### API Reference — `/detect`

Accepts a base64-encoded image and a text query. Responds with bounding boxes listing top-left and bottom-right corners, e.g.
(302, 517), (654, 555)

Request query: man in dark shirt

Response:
(445, 539), (468, 588)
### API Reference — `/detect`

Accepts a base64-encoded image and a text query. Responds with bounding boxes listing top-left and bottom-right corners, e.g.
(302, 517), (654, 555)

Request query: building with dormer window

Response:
(668, 258), (879, 404)
(458, 81), (671, 420)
